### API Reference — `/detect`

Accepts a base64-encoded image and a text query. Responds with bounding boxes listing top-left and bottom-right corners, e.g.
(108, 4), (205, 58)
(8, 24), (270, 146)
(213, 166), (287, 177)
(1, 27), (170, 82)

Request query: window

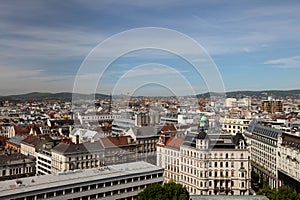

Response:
(65, 188), (72, 194)
(82, 186), (89, 191)
(90, 184), (97, 190)
(37, 194), (45, 199)
(74, 187), (81, 193)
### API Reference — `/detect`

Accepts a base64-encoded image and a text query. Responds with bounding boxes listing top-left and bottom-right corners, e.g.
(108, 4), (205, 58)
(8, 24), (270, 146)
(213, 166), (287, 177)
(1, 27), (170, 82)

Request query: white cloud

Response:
(264, 55), (300, 69)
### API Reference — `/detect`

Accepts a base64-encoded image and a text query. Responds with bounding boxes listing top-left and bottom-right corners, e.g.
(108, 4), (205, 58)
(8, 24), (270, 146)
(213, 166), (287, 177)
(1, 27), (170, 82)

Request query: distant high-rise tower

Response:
(135, 111), (150, 127)
(262, 100), (282, 113)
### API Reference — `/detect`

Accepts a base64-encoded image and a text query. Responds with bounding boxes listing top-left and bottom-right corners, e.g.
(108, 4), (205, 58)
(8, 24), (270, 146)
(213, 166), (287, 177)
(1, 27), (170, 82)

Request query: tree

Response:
(164, 181), (190, 200)
(277, 186), (298, 200)
(137, 182), (189, 200)
(137, 184), (165, 200)
(257, 184), (276, 199)
(257, 186), (300, 200)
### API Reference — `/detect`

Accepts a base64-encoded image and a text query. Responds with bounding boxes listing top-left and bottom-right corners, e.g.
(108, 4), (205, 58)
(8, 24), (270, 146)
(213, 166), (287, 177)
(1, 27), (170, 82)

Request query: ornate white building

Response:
(51, 142), (104, 174)
(157, 129), (251, 196)
(221, 118), (251, 134)
(278, 133), (300, 193)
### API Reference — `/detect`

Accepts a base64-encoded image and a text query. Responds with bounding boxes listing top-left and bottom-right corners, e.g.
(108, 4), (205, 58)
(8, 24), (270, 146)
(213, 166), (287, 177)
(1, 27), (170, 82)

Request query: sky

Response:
(1, 0), (300, 96)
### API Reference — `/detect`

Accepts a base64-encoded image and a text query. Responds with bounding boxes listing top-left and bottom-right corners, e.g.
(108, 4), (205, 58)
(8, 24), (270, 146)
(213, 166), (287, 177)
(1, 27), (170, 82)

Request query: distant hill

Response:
(196, 90), (300, 99)
(0, 92), (110, 102)
(225, 89), (300, 98)
(0, 89), (299, 102)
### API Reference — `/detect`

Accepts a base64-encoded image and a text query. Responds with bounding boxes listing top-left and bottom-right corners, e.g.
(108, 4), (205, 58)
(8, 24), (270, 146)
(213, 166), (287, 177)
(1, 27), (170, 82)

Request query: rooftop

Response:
(133, 126), (160, 138)
(0, 161), (162, 197)
(165, 136), (185, 150)
(0, 153), (34, 166)
(51, 142), (104, 155)
(99, 135), (134, 148)
(183, 131), (247, 149)
(7, 135), (27, 146)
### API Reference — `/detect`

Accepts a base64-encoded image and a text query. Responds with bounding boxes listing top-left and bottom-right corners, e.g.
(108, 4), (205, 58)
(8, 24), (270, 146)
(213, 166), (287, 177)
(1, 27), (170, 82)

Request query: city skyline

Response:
(1, 1), (300, 96)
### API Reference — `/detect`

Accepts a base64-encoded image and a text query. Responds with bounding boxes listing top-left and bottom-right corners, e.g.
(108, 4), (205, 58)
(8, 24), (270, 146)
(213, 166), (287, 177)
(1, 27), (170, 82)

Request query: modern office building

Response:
(35, 149), (52, 175)
(0, 161), (164, 200)
(134, 111), (150, 127)
(112, 118), (135, 135)
(262, 100), (283, 113)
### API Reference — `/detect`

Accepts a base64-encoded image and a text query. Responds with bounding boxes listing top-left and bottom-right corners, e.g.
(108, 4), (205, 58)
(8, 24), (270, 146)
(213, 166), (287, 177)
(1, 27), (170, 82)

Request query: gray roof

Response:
(252, 125), (282, 139)
(7, 135), (27, 147)
(133, 126), (160, 138)
(183, 131), (247, 149)
(0, 153), (34, 166)
(51, 142), (104, 155)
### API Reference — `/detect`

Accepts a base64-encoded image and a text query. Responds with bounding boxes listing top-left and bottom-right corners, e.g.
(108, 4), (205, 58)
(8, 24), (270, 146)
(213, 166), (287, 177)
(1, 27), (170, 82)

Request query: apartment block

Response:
(157, 130), (251, 196)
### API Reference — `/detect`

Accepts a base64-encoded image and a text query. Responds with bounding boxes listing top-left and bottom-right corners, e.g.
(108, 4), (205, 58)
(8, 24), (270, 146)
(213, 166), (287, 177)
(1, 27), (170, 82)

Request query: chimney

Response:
(76, 135), (79, 144)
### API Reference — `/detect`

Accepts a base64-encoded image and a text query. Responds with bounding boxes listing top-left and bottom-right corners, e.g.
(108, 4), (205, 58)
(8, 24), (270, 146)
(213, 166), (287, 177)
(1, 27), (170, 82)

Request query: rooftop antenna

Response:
(30, 96), (33, 113)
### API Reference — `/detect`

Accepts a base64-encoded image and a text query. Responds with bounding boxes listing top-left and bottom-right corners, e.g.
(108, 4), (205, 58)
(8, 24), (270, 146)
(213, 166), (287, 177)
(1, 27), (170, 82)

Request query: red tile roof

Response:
(21, 135), (51, 146)
(21, 135), (38, 144)
(165, 136), (184, 150)
(161, 123), (177, 133)
(99, 136), (134, 148)
(14, 125), (31, 134)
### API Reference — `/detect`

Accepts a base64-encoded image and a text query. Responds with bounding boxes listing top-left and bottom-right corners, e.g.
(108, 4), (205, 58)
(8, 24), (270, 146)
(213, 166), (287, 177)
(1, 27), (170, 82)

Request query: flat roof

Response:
(0, 161), (163, 196)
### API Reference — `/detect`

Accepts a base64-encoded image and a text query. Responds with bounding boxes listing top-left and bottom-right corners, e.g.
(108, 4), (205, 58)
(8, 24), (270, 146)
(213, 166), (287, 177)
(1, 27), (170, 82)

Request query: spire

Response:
(109, 94), (112, 114)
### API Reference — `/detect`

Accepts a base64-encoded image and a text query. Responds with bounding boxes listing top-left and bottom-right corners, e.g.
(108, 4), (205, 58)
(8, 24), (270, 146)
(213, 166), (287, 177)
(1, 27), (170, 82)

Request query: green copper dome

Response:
(200, 115), (207, 127)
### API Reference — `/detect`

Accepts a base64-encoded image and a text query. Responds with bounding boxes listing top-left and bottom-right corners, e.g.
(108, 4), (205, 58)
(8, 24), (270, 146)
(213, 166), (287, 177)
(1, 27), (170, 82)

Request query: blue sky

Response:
(1, 0), (300, 96)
